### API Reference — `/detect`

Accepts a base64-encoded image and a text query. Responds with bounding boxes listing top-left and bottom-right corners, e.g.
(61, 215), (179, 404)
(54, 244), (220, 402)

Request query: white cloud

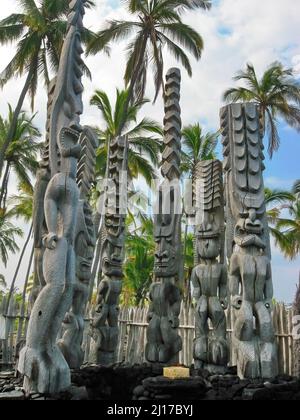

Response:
(265, 176), (294, 190)
(0, 0), (300, 300)
(292, 55), (300, 78)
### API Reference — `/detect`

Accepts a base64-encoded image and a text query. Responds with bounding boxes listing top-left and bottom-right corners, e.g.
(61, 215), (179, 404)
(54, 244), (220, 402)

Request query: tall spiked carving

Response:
(221, 103), (278, 379)
(89, 135), (128, 365)
(58, 127), (98, 369)
(191, 160), (228, 373)
(30, 80), (56, 307)
(19, 0), (87, 394)
(146, 68), (183, 365)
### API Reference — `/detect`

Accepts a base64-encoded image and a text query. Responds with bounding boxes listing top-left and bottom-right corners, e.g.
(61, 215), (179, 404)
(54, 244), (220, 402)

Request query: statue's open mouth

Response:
(155, 263), (169, 268)
(197, 231), (219, 239)
(245, 226), (263, 234)
(81, 261), (92, 269)
(103, 258), (122, 268)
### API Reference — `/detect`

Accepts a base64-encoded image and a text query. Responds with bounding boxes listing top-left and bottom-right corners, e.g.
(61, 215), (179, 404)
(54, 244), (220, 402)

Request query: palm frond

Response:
(90, 90), (114, 133)
(159, 22), (203, 60)
(87, 20), (141, 55)
(265, 108), (280, 157)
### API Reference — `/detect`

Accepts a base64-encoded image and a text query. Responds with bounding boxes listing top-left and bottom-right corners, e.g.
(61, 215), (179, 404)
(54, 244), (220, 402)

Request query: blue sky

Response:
(0, 0), (299, 302)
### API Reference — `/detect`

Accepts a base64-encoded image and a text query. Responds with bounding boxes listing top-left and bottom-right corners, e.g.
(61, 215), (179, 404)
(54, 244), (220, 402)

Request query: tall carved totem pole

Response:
(89, 135), (128, 365)
(221, 103), (278, 379)
(19, 0), (88, 393)
(146, 68), (183, 365)
(191, 160), (228, 373)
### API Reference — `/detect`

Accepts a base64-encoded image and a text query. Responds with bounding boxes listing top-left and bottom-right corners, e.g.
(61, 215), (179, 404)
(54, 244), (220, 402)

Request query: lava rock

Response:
(0, 390), (25, 400)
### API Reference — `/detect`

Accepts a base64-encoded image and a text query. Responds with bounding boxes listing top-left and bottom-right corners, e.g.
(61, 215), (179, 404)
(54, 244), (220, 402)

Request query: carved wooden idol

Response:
(58, 127), (98, 369)
(18, 0), (87, 394)
(30, 80), (56, 308)
(191, 160), (228, 373)
(146, 68), (183, 365)
(221, 103), (278, 379)
(89, 135), (128, 365)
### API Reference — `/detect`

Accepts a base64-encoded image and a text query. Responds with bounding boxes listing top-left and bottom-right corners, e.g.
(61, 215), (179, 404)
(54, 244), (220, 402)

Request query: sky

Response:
(0, 0), (299, 303)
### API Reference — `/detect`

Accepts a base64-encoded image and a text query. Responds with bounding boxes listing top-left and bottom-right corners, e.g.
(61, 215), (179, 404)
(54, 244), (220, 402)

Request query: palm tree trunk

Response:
(5, 224), (33, 315)
(0, 61), (36, 177)
(88, 231), (102, 303)
(0, 161), (10, 209)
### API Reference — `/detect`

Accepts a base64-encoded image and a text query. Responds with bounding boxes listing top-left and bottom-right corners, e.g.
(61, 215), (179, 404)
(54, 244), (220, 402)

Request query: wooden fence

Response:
(0, 300), (295, 376)
(112, 303), (295, 375)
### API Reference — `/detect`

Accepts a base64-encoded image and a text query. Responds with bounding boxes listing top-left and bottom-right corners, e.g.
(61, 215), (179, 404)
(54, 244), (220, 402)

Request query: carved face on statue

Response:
(75, 232), (94, 281)
(102, 240), (123, 278)
(197, 236), (221, 260)
(234, 208), (266, 249)
(154, 213), (181, 278)
(196, 214), (222, 260)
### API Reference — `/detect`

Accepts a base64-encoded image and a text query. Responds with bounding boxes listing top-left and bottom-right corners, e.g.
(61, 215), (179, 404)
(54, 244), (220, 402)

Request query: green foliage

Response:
(90, 88), (163, 185)
(122, 214), (155, 306)
(181, 123), (219, 176)
(8, 182), (34, 222)
(0, 209), (23, 267)
(266, 186), (300, 260)
(0, 0), (96, 108)
(0, 106), (41, 208)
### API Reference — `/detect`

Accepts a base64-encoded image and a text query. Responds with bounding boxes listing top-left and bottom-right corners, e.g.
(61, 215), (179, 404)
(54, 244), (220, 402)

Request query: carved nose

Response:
(249, 209), (257, 222)
(155, 251), (169, 260)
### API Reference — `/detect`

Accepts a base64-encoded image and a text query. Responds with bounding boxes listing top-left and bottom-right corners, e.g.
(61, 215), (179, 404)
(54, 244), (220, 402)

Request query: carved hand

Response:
(43, 233), (58, 249)
(231, 295), (243, 310)
(169, 315), (179, 329)
(264, 299), (273, 311)
(220, 297), (228, 310)
(147, 311), (154, 323)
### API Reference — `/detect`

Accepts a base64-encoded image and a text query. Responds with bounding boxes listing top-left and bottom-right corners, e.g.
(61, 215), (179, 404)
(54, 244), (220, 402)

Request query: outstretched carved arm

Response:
(93, 280), (109, 326)
(169, 288), (181, 329)
(264, 262), (274, 305)
(43, 194), (59, 248)
(229, 255), (241, 309)
(220, 266), (228, 309)
(191, 268), (201, 301)
(147, 285), (155, 323)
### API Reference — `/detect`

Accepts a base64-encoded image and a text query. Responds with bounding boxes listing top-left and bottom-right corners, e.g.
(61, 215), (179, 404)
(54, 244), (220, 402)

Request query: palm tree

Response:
(273, 201), (300, 260)
(265, 188), (295, 224)
(87, 0), (211, 133)
(0, 209), (23, 267)
(223, 62), (300, 157)
(293, 180), (300, 200)
(90, 88), (163, 185)
(265, 187), (300, 260)
(88, 89), (162, 300)
(0, 0), (96, 176)
(4, 182), (34, 314)
(123, 214), (155, 306)
(181, 123), (219, 177)
(0, 106), (41, 209)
